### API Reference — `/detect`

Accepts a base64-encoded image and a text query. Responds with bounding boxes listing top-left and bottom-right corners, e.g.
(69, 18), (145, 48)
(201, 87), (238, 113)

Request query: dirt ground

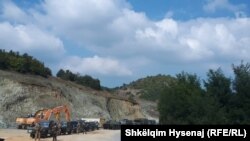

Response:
(0, 129), (120, 141)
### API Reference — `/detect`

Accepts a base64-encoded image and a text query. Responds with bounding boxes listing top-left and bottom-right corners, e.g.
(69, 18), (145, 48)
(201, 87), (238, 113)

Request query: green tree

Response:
(56, 69), (65, 77)
(56, 69), (101, 90)
(0, 50), (8, 69)
(44, 67), (52, 76)
(233, 62), (250, 99)
(159, 72), (204, 124)
(231, 62), (250, 124)
(0, 50), (51, 77)
(159, 72), (227, 124)
(204, 68), (232, 106)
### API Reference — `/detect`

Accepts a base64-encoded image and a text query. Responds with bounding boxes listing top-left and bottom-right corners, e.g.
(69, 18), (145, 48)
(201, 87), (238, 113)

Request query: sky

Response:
(0, 0), (250, 87)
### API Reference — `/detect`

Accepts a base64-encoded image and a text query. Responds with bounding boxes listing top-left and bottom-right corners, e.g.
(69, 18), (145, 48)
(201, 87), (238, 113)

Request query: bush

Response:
(0, 49), (51, 77)
(56, 69), (101, 90)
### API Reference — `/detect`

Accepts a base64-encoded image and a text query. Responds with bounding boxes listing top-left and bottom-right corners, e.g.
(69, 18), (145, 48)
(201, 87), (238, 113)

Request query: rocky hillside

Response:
(111, 74), (175, 122)
(114, 74), (175, 101)
(0, 70), (147, 128)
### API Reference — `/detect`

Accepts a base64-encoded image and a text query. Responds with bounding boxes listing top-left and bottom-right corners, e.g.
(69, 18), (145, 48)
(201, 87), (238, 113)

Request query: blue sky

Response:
(0, 0), (250, 87)
(128, 0), (250, 20)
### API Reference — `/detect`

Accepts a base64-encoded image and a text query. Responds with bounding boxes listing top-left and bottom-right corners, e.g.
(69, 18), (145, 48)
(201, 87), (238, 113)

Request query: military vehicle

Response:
(84, 121), (99, 131)
(29, 120), (55, 138)
(133, 118), (157, 125)
(103, 120), (120, 129)
(60, 121), (72, 135)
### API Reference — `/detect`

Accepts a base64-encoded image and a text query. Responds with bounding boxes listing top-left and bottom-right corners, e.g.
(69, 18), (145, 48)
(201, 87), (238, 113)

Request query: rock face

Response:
(0, 70), (145, 128)
(114, 88), (159, 122)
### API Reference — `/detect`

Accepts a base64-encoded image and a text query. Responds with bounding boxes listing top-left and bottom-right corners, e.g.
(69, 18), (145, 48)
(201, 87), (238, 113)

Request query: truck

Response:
(29, 120), (55, 138)
(16, 109), (49, 129)
(81, 118), (105, 128)
(103, 120), (121, 130)
(16, 105), (71, 129)
(28, 105), (71, 137)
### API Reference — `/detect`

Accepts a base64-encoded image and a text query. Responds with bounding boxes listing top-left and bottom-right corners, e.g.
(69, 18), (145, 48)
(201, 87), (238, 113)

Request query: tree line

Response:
(56, 69), (101, 90)
(159, 62), (250, 124)
(127, 74), (174, 101)
(0, 49), (51, 77)
(0, 50), (101, 90)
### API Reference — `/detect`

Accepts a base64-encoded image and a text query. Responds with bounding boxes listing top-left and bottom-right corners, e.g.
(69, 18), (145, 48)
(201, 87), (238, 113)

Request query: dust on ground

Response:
(0, 129), (120, 141)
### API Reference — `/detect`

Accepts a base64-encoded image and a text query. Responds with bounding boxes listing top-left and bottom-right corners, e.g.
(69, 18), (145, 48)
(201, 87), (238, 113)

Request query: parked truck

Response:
(81, 117), (105, 128)
(16, 105), (71, 129)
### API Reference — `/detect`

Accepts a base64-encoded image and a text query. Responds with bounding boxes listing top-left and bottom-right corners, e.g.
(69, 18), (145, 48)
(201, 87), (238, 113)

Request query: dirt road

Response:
(0, 129), (120, 141)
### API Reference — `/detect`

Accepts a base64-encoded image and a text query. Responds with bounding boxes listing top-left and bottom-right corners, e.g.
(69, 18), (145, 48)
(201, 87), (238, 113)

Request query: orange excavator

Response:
(44, 105), (71, 122)
(16, 105), (70, 129)
(16, 108), (49, 129)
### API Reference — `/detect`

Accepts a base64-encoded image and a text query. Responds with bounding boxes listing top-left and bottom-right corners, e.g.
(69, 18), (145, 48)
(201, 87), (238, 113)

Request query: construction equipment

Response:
(16, 116), (28, 129)
(16, 105), (70, 129)
(48, 105), (71, 122)
(16, 109), (49, 129)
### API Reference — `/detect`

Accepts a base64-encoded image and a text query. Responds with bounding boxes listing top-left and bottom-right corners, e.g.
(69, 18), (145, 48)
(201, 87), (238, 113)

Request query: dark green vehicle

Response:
(120, 119), (134, 125)
(133, 118), (157, 125)
(29, 121), (55, 138)
(103, 120), (121, 129)
(60, 121), (73, 135)
(70, 120), (86, 133)
(84, 121), (99, 131)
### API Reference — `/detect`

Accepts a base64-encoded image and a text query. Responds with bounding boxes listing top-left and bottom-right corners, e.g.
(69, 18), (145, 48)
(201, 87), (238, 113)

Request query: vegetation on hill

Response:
(0, 49), (101, 90)
(118, 74), (175, 101)
(0, 49), (51, 77)
(159, 62), (250, 124)
(56, 69), (101, 90)
(2, 49), (250, 124)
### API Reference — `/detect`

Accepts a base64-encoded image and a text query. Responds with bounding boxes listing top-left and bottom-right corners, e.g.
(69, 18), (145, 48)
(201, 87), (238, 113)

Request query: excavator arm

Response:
(43, 105), (71, 122)
(16, 105), (70, 129)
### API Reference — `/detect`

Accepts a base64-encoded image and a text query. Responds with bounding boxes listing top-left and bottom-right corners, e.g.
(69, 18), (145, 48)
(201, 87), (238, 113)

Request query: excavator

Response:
(45, 105), (71, 122)
(16, 108), (49, 129)
(16, 105), (70, 129)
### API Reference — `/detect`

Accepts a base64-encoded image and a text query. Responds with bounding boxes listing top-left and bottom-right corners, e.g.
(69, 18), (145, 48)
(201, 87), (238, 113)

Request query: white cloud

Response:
(136, 18), (178, 45)
(165, 11), (174, 18)
(0, 22), (65, 61)
(1, 1), (29, 23)
(0, 0), (250, 86)
(60, 56), (132, 76)
(39, 0), (249, 76)
(203, 0), (246, 13)
(33, 0), (131, 47)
